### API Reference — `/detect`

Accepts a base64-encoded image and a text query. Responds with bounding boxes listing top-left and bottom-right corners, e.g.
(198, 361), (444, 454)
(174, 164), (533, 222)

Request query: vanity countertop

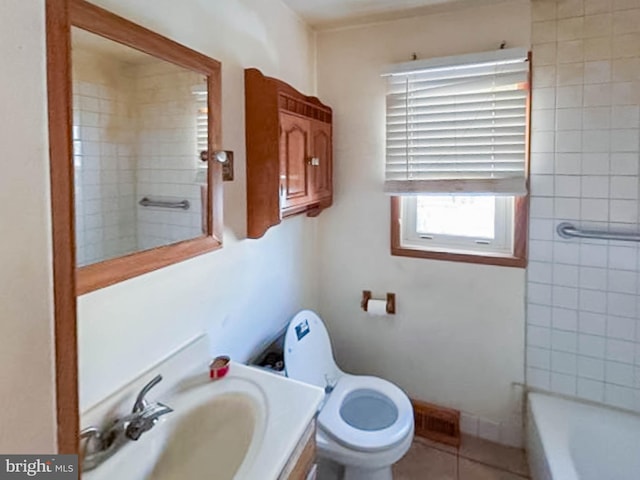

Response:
(227, 362), (324, 480)
(82, 356), (323, 480)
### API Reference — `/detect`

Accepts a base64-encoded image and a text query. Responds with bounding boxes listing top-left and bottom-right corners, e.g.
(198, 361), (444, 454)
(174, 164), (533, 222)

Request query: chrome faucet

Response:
(81, 374), (173, 471)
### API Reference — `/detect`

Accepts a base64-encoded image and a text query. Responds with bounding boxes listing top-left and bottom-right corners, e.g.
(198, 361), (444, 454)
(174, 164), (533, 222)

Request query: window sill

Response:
(391, 244), (526, 268)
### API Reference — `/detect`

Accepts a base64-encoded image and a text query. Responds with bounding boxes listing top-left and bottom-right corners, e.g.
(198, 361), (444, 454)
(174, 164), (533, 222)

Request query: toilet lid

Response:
(318, 375), (414, 452)
(284, 310), (340, 389)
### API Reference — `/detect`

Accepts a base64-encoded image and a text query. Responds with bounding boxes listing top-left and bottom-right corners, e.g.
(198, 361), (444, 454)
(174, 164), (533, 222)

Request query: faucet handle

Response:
(125, 402), (173, 441)
(132, 374), (163, 413)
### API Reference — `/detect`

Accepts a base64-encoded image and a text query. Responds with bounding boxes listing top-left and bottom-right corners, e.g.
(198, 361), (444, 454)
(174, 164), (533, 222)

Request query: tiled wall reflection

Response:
(527, 0), (640, 411)
(73, 75), (137, 267)
(73, 53), (206, 266)
(133, 62), (205, 251)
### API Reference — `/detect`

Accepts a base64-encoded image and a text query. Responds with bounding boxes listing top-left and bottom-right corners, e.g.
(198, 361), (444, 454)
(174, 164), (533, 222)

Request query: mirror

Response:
(71, 28), (209, 267)
(57, 0), (223, 295)
(46, 0), (224, 452)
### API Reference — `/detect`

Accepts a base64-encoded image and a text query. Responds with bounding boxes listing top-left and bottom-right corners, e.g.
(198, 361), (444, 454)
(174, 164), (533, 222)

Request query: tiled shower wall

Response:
(73, 51), (205, 264)
(527, 0), (640, 411)
(73, 52), (138, 266)
(133, 62), (205, 251)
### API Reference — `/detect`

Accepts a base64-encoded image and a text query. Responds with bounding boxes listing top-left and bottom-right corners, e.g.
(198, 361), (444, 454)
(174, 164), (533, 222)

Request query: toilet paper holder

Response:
(361, 290), (396, 315)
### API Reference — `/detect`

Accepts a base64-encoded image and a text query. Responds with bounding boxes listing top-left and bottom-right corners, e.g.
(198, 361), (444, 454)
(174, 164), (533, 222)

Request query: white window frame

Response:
(399, 195), (515, 257)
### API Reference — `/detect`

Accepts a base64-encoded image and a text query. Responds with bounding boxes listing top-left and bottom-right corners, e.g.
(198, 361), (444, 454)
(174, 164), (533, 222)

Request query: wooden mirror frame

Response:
(46, 0), (223, 452)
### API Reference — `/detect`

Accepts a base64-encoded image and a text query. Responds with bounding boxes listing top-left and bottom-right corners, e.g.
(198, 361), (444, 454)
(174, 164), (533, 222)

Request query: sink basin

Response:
(149, 391), (259, 479)
(82, 361), (323, 480)
(83, 375), (267, 480)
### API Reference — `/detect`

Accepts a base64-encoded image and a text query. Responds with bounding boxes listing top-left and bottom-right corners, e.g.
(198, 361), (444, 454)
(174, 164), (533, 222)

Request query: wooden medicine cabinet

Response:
(245, 68), (333, 239)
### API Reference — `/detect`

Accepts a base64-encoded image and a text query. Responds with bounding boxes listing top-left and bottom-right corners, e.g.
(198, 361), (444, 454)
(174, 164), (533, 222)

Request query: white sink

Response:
(83, 362), (323, 480)
(147, 377), (267, 480)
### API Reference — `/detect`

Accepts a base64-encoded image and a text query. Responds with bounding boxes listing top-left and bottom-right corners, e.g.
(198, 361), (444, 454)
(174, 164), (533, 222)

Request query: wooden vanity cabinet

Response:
(245, 68), (333, 239)
(279, 419), (317, 480)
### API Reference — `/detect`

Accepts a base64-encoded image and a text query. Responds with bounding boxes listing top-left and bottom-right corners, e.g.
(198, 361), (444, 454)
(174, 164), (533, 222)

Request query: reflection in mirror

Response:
(71, 28), (209, 267)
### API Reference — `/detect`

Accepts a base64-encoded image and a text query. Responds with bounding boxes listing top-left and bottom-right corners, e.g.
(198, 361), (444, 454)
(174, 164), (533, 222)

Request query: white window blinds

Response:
(195, 91), (208, 156)
(384, 48), (530, 196)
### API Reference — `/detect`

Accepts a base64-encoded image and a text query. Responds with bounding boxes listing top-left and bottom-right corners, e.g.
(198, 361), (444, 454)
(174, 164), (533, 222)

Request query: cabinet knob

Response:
(309, 157), (320, 166)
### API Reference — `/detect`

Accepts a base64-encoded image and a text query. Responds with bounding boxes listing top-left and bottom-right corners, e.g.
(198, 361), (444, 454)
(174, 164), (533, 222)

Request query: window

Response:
(194, 88), (208, 157)
(384, 48), (530, 267)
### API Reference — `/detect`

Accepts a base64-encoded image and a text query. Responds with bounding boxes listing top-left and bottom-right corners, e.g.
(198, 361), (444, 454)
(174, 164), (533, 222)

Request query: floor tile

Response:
(459, 435), (529, 477)
(393, 441), (458, 480)
(458, 458), (530, 480)
(413, 435), (459, 454)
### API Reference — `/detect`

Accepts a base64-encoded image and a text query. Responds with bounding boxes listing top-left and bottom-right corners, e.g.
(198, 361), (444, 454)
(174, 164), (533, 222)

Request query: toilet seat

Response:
(285, 310), (414, 457)
(318, 374), (413, 452)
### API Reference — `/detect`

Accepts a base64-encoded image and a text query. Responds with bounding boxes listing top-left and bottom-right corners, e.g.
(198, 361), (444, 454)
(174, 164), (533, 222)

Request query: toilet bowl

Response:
(284, 310), (414, 480)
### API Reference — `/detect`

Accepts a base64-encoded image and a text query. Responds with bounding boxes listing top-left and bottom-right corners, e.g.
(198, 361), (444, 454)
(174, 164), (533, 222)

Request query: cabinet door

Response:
(310, 120), (332, 203)
(280, 113), (311, 211)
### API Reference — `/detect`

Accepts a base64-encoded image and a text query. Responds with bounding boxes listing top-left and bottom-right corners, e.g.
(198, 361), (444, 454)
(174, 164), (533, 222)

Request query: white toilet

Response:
(284, 310), (414, 480)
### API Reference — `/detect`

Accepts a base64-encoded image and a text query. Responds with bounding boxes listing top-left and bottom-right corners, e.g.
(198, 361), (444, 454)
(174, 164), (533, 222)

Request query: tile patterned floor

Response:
(392, 435), (530, 480)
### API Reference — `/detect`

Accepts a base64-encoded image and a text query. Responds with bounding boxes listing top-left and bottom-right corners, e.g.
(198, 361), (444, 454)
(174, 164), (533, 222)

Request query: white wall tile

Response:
(529, 304), (553, 327)
(579, 333), (606, 358)
(554, 264), (580, 286)
(551, 371), (577, 394)
(610, 153), (639, 175)
(577, 377), (605, 401)
(459, 412), (479, 436)
(606, 338), (636, 362)
(578, 355), (606, 379)
(528, 346), (552, 369)
(534, 0), (558, 21)
(555, 153), (582, 174)
(533, 20), (558, 44)
(608, 247), (638, 270)
(582, 153), (610, 174)
(552, 328), (579, 352)
(607, 315), (637, 339)
(533, 43), (559, 66)
(526, 0), (640, 412)
(553, 306), (579, 330)
(555, 175), (581, 197)
(579, 288), (607, 312)
(557, 108), (583, 130)
(581, 175), (610, 197)
(605, 383), (636, 409)
(586, 0), (612, 15)
(585, 37), (613, 61)
(527, 367), (551, 389)
(610, 176), (638, 199)
(557, 17), (584, 41)
(607, 270), (637, 293)
(477, 418), (500, 442)
(528, 325), (552, 349)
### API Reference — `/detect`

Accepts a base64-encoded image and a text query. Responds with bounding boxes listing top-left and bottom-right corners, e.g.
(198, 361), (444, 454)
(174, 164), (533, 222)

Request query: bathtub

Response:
(527, 392), (640, 480)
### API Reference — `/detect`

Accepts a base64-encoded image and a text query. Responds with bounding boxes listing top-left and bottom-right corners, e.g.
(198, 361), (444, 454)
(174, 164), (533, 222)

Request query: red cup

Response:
(209, 356), (230, 380)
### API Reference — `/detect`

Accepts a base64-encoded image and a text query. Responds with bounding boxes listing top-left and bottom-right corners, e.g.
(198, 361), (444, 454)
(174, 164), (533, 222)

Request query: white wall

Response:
(77, 0), (319, 410)
(527, 0), (640, 412)
(0, 0), (319, 445)
(0, 0), (57, 453)
(316, 1), (531, 445)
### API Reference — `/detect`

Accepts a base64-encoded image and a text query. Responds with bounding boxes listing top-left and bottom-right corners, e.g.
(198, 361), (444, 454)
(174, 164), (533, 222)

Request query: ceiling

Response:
(281, 0), (508, 29)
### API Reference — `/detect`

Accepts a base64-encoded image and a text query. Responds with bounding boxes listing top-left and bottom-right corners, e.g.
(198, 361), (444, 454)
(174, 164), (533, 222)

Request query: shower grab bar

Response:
(139, 197), (190, 210)
(556, 222), (640, 243)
